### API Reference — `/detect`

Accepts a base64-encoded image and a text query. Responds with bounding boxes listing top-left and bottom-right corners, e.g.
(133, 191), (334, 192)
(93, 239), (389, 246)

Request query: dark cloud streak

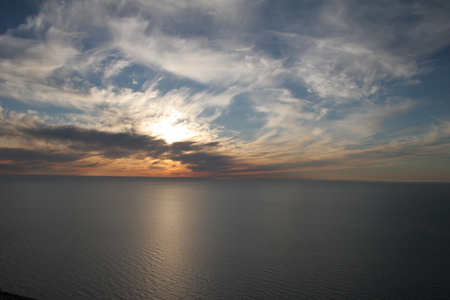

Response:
(0, 147), (87, 173)
(0, 147), (85, 163)
(23, 125), (169, 156)
(17, 124), (237, 173)
(174, 152), (233, 172)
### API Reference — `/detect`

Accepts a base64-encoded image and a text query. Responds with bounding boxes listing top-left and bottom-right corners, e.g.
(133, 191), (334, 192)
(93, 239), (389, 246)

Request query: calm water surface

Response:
(1, 176), (449, 299)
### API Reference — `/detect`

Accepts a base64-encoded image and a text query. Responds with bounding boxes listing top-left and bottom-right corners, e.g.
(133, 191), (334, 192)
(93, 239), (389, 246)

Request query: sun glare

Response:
(151, 119), (194, 143)
(143, 112), (204, 144)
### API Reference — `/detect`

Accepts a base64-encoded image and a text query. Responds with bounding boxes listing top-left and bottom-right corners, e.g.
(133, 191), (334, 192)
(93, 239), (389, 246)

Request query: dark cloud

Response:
(169, 141), (220, 154)
(174, 152), (233, 173)
(0, 147), (87, 173)
(169, 141), (200, 154)
(23, 125), (169, 156)
(220, 160), (339, 175)
(17, 124), (236, 173)
(0, 147), (85, 163)
(72, 162), (101, 168)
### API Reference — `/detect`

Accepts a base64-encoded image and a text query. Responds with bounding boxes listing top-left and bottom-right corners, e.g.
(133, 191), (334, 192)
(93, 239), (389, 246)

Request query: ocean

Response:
(0, 175), (449, 299)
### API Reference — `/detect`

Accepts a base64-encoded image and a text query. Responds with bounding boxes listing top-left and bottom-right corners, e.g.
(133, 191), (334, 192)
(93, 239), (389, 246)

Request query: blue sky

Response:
(0, 0), (449, 180)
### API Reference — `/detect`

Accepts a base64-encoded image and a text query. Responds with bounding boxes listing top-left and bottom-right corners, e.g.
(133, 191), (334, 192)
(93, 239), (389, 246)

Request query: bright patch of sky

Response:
(0, 0), (450, 180)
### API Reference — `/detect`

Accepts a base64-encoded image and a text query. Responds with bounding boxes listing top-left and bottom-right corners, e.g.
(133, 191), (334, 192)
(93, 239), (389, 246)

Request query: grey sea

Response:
(1, 175), (449, 300)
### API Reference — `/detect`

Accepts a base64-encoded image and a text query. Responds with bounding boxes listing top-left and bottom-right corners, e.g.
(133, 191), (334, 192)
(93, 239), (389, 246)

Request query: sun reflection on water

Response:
(142, 183), (204, 298)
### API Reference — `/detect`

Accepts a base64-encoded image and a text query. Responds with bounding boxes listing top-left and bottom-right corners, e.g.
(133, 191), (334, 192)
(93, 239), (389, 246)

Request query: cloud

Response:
(1, 0), (446, 112)
(110, 17), (283, 87)
(423, 120), (450, 146)
(23, 125), (169, 156)
(267, 0), (450, 102)
(174, 151), (233, 172)
(328, 99), (417, 139)
(0, 114), (238, 174)
(293, 38), (418, 99)
(0, 147), (87, 173)
(0, 147), (85, 163)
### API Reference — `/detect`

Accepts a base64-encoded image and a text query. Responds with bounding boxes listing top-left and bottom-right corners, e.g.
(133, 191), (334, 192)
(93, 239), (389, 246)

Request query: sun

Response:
(141, 109), (213, 144)
(141, 111), (202, 144)
(150, 119), (195, 143)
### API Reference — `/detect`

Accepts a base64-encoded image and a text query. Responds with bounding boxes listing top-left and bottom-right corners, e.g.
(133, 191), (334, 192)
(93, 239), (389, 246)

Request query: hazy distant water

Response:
(1, 176), (450, 300)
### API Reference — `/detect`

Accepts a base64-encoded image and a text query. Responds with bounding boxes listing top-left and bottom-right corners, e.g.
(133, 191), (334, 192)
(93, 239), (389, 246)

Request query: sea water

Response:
(1, 175), (449, 299)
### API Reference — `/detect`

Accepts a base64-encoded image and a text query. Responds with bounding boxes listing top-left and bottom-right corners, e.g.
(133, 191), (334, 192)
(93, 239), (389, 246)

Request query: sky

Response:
(0, 0), (450, 181)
